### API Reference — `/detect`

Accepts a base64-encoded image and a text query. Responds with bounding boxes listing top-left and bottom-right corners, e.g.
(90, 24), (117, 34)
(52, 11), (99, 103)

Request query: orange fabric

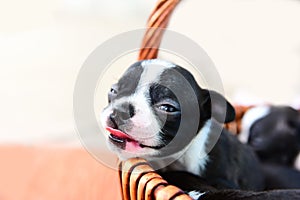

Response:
(0, 145), (122, 200)
(224, 105), (254, 135)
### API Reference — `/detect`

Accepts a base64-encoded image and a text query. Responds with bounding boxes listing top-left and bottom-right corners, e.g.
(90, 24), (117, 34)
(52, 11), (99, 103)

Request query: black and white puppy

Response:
(238, 105), (300, 167)
(101, 59), (264, 191)
(238, 105), (300, 189)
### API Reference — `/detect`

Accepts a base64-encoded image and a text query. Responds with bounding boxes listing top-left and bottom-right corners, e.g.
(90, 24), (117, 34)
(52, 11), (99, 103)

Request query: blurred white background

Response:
(0, 0), (299, 144)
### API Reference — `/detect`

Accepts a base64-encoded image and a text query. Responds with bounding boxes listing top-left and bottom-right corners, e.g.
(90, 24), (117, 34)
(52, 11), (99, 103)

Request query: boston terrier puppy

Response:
(238, 105), (300, 167)
(238, 105), (300, 189)
(101, 59), (264, 191)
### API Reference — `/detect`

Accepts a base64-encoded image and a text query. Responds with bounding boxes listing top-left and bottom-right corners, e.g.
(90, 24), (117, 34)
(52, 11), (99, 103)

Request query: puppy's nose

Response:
(110, 103), (135, 125)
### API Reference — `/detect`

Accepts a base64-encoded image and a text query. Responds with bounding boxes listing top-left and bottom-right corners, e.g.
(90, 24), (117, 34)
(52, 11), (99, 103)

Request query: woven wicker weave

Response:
(119, 158), (192, 200)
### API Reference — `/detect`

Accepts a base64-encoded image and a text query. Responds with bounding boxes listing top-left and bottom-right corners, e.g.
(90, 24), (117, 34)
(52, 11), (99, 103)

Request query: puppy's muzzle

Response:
(109, 103), (135, 128)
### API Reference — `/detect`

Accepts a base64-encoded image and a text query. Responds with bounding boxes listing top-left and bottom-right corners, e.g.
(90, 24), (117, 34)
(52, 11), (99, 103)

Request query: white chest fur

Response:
(166, 120), (212, 176)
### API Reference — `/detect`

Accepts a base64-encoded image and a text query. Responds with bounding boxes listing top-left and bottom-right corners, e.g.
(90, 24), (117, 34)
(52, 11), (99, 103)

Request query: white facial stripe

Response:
(238, 105), (271, 143)
(141, 59), (176, 69)
(129, 91), (162, 145)
(120, 59), (175, 145)
(139, 59), (175, 87)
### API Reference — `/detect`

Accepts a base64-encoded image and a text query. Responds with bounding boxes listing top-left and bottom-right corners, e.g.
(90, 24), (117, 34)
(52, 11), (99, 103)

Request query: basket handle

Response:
(138, 0), (180, 61)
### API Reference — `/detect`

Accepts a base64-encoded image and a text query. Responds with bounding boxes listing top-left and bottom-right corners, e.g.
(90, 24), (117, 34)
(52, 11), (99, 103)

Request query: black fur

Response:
(161, 171), (300, 200)
(109, 62), (144, 101)
(203, 123), (264, 190)
(201, 189), (300, 200)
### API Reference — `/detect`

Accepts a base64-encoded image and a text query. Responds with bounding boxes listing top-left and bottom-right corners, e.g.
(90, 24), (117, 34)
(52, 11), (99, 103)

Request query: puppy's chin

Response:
(105, 137), (160, 160)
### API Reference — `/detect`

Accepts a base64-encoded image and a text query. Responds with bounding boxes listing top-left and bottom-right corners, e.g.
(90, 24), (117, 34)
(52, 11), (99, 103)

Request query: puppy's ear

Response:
(201, 89), (236, 123)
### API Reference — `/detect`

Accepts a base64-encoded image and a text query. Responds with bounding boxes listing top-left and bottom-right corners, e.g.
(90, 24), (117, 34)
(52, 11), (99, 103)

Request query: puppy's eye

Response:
(158, 104), (178, 113)
(108, 84), (118, 103)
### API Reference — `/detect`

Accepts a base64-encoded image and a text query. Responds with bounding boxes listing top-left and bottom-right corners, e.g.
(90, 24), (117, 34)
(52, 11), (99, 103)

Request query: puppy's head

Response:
(247, 106), (300, 165)
(101, 60), (235, 160)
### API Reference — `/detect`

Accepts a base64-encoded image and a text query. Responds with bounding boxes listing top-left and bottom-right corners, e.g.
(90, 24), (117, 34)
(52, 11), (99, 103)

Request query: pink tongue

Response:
(105, 127), (141, 151)
(105, 127), (131, 140)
